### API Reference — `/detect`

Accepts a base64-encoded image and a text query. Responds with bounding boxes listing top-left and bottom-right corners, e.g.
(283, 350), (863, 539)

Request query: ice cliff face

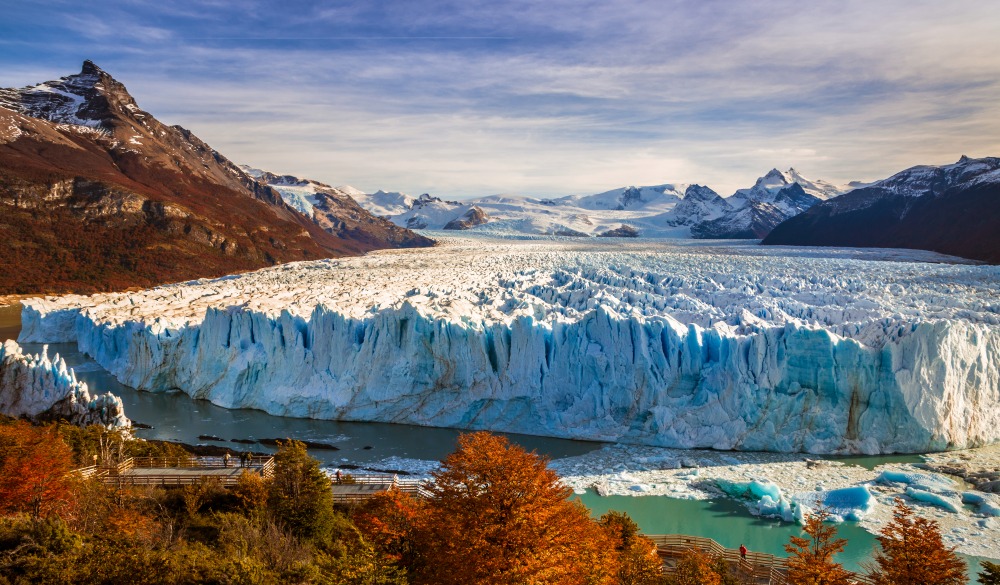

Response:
(18, 238), (1000, 454)
(0, 340), (129, 428)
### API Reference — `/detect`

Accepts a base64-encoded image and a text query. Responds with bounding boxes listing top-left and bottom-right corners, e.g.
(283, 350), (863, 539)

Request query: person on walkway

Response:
(223, 451), (231, 468)
(240, 452), (248, 468)
(335, 469), (342, 484)
(739, 543), (748, 561)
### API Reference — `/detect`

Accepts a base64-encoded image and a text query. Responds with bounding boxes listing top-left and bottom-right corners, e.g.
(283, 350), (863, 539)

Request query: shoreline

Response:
(344, 443), (1000, 561)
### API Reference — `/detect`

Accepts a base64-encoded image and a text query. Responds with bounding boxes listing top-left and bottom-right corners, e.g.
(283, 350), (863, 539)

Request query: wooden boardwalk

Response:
(332, 473), (432, 504)
(74, 456), (275, 487)
(648, 534), (874, 585)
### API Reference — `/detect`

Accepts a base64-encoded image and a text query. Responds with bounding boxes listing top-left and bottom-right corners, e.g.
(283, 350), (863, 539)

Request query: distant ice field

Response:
(20, 236), (1000, 454)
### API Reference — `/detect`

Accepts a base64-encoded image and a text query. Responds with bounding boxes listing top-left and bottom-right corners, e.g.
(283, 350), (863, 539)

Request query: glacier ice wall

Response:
(0, 340), (129, 428)
(17, 239), (1000, 453)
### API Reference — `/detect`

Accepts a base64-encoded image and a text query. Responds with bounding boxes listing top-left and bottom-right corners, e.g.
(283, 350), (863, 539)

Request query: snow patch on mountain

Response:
(342, 169), (851, 239)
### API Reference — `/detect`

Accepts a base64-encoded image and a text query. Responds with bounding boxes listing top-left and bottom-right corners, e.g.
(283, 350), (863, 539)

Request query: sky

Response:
(2, 0), (999, 198)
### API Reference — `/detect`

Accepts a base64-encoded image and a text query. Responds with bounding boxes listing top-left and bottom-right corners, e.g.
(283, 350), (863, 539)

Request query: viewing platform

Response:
(73, 456), (275, 487)
(332, 472), (432, 504)
(649, 534), (874, 585)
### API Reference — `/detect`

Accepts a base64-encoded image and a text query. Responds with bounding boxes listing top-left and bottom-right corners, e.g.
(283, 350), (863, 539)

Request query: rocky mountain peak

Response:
(683, 184), (721, 201)
(0, 60), (143, 130)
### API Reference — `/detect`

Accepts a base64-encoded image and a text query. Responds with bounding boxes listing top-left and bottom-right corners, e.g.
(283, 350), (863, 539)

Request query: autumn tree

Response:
(866, 499), (966, 585)
(979, 561), (1000, 585)
(353, 487), (424, 569)
(784, 508), (853, 585)
(414, 432), (617, 585)
(670, 547), (721, 585)
(0, 421), (77, 519)
(599, 511), (664, 585)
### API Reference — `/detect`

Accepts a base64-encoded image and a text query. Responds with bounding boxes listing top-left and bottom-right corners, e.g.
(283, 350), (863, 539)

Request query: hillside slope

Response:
(763, 156), (1000, 263)
(0, 61), (429, 294)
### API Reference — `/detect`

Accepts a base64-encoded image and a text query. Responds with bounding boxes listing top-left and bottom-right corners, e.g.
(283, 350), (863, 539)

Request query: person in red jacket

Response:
(739, 543), (748, 560)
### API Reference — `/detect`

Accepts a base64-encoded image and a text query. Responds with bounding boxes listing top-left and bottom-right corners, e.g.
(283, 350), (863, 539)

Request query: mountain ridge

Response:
(763, 156), (1000, 263)
(0, 61), (429, 294)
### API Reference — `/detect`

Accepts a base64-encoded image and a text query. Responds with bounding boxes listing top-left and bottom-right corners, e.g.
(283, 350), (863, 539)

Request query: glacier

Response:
(18, 236), (1000, 454)
(0, 340), (129, 428)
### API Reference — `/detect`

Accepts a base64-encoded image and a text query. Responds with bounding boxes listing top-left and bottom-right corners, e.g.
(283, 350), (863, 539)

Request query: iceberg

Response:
(905, 487), (963, 513)
(0, 340), (129, 428)
(962, 492), (1000, 517)
(17, 238), (1000, 454)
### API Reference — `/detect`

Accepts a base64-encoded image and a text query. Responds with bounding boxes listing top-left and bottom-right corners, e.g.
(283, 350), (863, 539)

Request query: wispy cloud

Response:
(2, 0), (999, 196)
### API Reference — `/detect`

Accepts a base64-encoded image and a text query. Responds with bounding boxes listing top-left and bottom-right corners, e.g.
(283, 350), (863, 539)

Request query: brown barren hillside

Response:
(0, 61), (431, 295)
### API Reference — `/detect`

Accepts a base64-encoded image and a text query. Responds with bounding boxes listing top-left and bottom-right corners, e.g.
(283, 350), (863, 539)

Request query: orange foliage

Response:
(0, 421), (77, 519)
(672, 547), (721, 585)
(353, 487), (424, 567)
(373, 432), (617, 585)
(867, 499), (967, 585)
(784, 508), (853, 585)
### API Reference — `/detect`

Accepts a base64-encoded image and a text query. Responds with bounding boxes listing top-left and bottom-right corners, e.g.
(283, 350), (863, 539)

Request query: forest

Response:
(0, 418), (991, 585)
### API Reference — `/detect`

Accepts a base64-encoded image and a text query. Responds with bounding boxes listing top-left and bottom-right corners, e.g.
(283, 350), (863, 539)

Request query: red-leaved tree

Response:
(0, 421), (77, 518)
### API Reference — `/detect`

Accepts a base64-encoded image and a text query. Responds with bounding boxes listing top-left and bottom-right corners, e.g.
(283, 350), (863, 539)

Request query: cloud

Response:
(2, 0), (999, 196)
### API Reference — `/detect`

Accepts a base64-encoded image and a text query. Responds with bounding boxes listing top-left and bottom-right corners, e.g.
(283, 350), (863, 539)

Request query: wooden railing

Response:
(647, 534), (874, 585)
(67, 465), (107, 480)
(71, 456), (276, 487)
(332, 473), (433, 503)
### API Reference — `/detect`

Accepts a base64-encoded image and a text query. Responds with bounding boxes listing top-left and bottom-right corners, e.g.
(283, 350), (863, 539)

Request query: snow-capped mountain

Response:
(0, 61), (431, 294)
(668, 184), (729, 226)
(764, 156), (1000, 263)
(240, 166), (433, 248)
(343, 168), (849, 239)
(558, 184), (687, 212)
(692, 170), (824, 239)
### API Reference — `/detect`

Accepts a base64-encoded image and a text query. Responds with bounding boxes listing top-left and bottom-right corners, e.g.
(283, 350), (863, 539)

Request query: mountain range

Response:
(337, 168), (854, 239)
(0, 61), (429, 294)
(763, 156), (1000, 263)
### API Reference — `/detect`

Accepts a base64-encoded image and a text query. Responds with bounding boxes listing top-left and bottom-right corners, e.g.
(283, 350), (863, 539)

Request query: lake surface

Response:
(4, 313), (996, 577)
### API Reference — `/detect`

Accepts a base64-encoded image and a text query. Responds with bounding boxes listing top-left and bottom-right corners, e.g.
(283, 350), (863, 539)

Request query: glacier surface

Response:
(0, 340), (129, 428)
(18, 236), (1000, 454)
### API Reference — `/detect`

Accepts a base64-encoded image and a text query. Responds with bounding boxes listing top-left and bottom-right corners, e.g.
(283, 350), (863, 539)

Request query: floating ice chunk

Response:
(876, 470), (957, 492)
(717, 479), (798, 522)
(962, 492), (1000, 517)
(794, 486), (876, 522)
(906, 487), (962, 513)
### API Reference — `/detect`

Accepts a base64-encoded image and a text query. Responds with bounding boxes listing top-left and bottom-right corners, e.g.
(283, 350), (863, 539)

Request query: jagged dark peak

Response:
(81, 59), (104, 75)
(683, 184), (721, 200)
(0, 60), (142, 129)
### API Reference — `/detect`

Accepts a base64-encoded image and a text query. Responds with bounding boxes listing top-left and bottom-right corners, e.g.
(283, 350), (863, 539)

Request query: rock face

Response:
(692, 173), (822, 239)
(0, 340), (128, 428)
(443, 206), (490, 230)
(18, 238), (1000, 454)
(0, 61), (427, 295)
(596, 225), (640, 237)
(763, 156), (1000, 263)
